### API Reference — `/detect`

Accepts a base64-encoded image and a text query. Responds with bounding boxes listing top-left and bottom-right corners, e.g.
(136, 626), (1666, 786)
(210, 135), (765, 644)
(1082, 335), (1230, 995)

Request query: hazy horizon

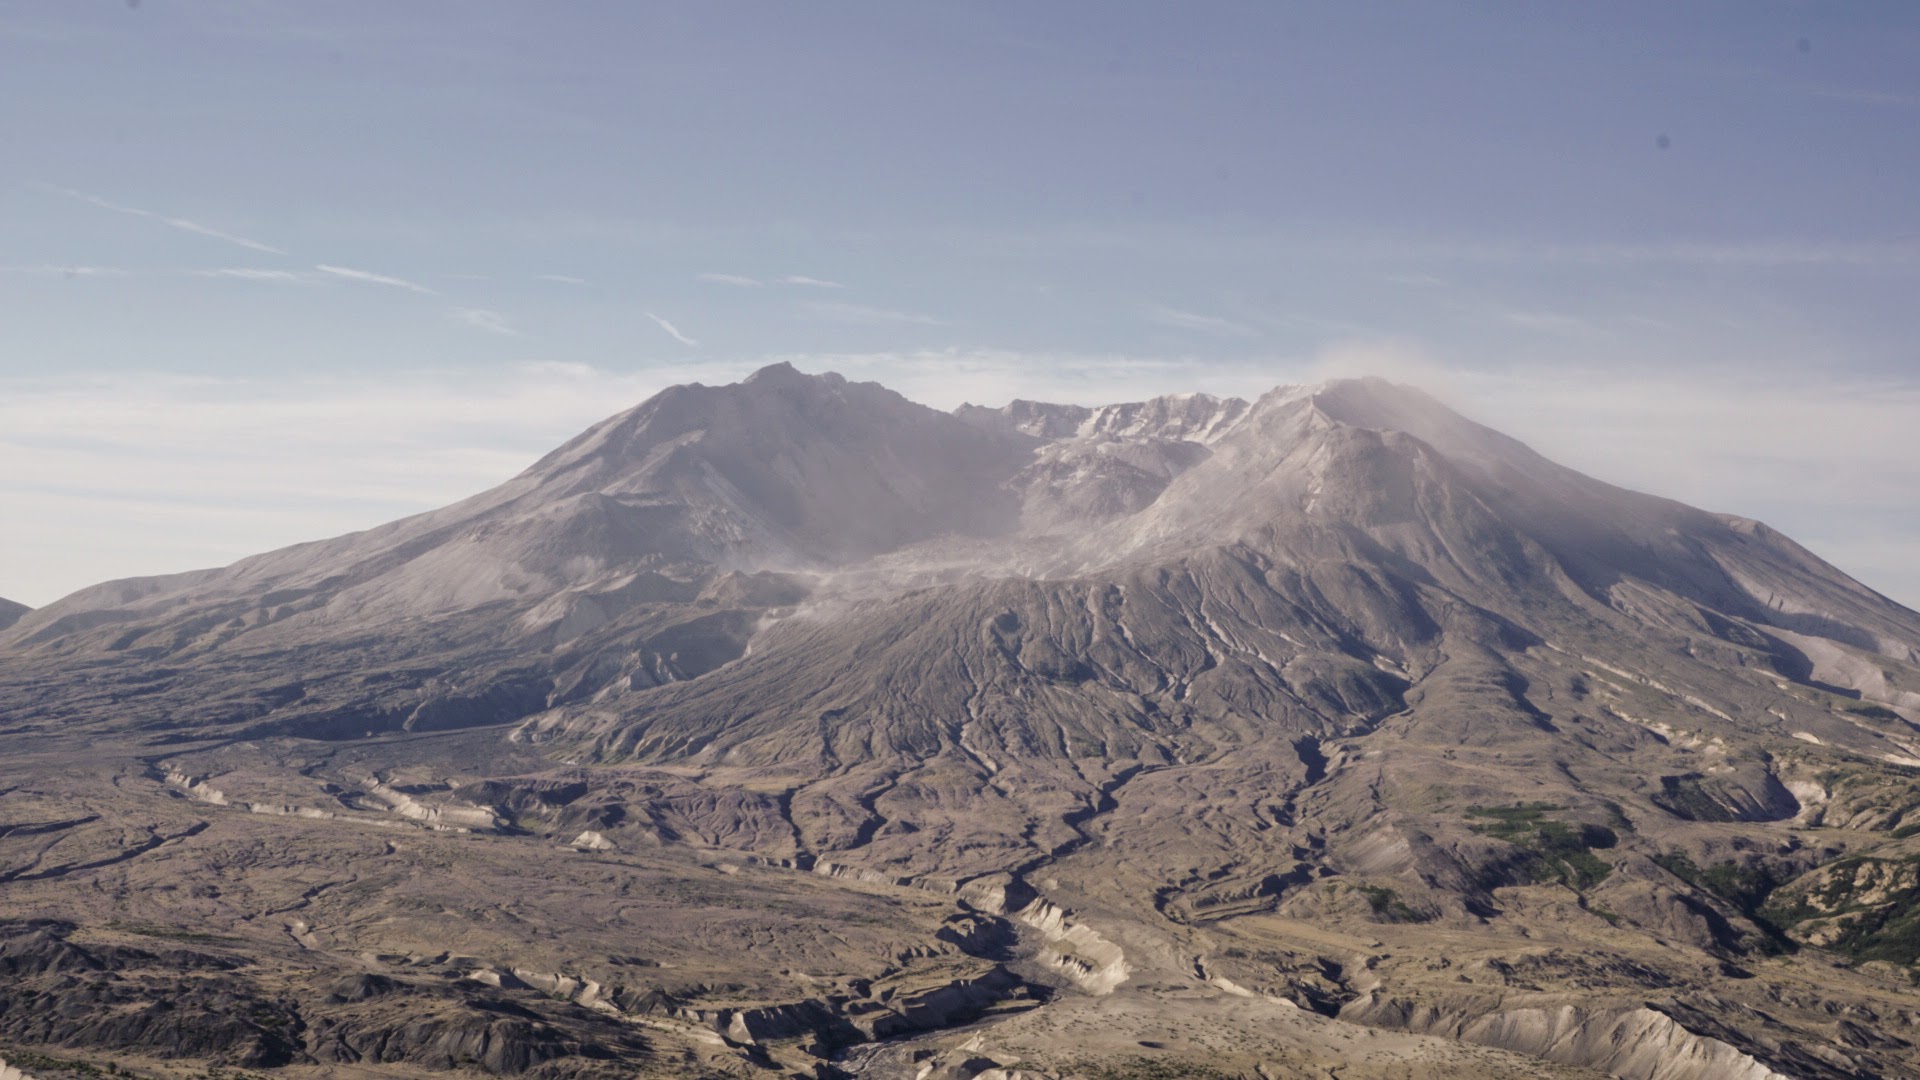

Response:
(5, 3), (1918, 608)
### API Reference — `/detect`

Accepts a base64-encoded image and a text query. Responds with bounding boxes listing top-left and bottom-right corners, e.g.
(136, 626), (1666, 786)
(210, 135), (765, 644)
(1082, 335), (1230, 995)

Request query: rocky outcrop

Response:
(958, 882), (1130, 996)
(1018, 901), (1130, 996)
(855, 968), (1025, 1039)
(1651, 765), (1800, 823)
(0, 921), (654, 1077)
(0, 967), (301, 1067)
(360, 780), (500, 831)
(162, 768), (337, 820)
(1342, 995), (1859, 1080)
(306, 1009), (646, 1075)
(669, 999), (856, 1048)
(665, 965), (1031, 1051)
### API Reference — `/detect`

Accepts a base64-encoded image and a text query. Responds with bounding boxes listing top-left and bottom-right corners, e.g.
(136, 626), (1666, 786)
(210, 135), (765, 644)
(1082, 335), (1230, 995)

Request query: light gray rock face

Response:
(6, 362), (1032, 645)
(9, 369), (1911, 678)
(5, 365), (1920, 1079)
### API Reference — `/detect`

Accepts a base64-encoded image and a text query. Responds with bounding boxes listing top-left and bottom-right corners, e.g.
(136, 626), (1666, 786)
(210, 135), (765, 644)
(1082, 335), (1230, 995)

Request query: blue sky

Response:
(3, 2), (1919, 608)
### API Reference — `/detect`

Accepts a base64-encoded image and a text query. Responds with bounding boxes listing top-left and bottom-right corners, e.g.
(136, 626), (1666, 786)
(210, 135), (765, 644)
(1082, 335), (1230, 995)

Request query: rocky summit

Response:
(3, 365), (1920, 1079)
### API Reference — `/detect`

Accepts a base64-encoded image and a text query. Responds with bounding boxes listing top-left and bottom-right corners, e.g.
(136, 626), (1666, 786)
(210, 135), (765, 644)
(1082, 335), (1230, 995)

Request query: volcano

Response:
(3, 366), (1918, 1079)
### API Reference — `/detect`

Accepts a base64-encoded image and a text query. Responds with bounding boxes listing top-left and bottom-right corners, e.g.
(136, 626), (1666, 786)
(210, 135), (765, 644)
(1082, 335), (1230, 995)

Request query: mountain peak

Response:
(0, 597), (26, 632)
(743, 360), (842, 390)
(954, 398), (1093, 439)
(1284, 375), (1542, 476)
(1306, 374), (1449, 418)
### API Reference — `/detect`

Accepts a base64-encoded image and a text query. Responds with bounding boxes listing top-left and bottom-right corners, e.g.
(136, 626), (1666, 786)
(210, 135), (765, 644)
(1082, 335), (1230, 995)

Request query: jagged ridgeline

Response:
(3, 366), (1920, 1078)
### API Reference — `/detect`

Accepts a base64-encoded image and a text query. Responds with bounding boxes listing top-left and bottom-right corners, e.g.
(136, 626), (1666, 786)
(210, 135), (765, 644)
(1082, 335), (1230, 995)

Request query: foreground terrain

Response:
(5, 369), (1920, 1078)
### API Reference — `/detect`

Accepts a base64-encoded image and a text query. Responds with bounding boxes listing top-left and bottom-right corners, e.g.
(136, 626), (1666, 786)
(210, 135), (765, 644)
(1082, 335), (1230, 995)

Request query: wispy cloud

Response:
(523, 360), (600, 379)
(0, 264), (129, 278)
(451, 308), (520, 336)
(37, 183), (285, 254)
(1497, 310), (1596, 335)
(537, 273), (588, 285)
(1420, 239), (1920, 270)
(162, 218), (283, 254)
(190, 268), (308, 282)
(1145, 305), (1255, 337)
(699, 272), (848, 289)
(803, 301), (946, 326)
(697, 272), (763, 287)
(645, 312), (698, 347)
(314, 263), (438, 295)
(6, 265), (318, 283)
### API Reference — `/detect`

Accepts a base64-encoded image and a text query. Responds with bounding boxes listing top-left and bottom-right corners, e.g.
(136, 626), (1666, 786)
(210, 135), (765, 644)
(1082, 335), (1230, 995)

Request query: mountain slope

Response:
(5, 366), (1920, 1078)
(0, 365), (1042, 740)
(0, 597), (25, 631)
(6, 363), (1030, 649)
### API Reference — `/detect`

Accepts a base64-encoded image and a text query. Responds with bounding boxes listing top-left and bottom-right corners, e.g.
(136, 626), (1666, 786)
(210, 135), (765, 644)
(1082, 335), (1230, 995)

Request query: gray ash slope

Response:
(0, 597), (25, 632)
(6, 365), (1920, 1078)
(7, 365), (1909, 747)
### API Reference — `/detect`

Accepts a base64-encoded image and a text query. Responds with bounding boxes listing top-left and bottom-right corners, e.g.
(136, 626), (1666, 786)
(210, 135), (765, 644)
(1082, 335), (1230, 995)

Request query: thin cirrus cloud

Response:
(314, 263), (439, 295)
(36, 182), (285, 255)
(33, 182), (538, 336)
(698, 273), (847, 288)
(450, 308), (519, 336)
(1144, 305), (1256, 337)
(1497, 309), (1597, 335)
(0, 264), (130, 277)
(803, 301), (946, 326)
(7, 265), (305, 282)
(536, 273), (588, 285)
(191, 268), (308, 282)
(697, 272), (763, 287)
(645, 312), (698, 347)
(1408, 238), (1920, 270)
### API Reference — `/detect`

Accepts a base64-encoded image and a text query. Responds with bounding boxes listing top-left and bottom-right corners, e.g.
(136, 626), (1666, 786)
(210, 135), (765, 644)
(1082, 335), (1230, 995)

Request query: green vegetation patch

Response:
(1652, 852), (1780, 917)
(1602, 800), (1636, 833)
(1356, 884), (1430, 923)
(1465, 801), (1564, 825)
(1468, 803), (1617, 890)
(1761, 854), (1920, 967)
(1878, 792), (1920, 837)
